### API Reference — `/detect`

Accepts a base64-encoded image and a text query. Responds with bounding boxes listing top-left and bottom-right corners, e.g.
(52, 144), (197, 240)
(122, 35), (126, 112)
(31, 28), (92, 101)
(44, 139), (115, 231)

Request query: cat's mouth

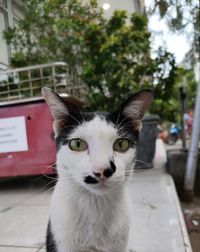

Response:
(83, 175), (110, 192)
(84, 175), (100, 184)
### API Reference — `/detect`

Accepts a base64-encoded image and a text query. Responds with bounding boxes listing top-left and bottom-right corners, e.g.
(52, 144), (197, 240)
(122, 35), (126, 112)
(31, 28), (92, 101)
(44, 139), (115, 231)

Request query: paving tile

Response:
(22, 189), (53, 206)
(0, 205), (14, 214)
(0, 205), (10, 212)
(0, 176), (54, 207)
(0, 188), (40, 206)
(129, 173), (174, 204)
(0, 205), (48, 248)
(38, 245), (46, 252)
(0, 246), (37, 252)
(128, 202), (185, 252)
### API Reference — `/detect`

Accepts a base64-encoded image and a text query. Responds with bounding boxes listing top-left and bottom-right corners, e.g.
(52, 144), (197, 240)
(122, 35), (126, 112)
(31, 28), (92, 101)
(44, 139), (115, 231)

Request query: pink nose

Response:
(93, 168), (114, 181)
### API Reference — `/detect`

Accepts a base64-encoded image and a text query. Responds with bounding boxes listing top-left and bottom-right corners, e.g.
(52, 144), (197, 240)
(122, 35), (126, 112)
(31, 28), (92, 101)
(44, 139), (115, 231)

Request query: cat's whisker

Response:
(116, 115), (130, 129)
(118, 121), (134, 129)
(40, 164), (57, 180)
(118, 124), (138, 135)
(55, 125), (74, 135)
(134, 159), (152, 166)
(62, 110), (81, 125)
(125, 168), (147, 173)
(39, 162), (57, 170)
(39, 162), (56, 172)
(41, 174), (57, 181)
(115, 108), (122, 125)
(62, 159), (88, 170)
(78, 108), (86, 124)
(110, 181), (126, 186)
(41, 184), (57, 194)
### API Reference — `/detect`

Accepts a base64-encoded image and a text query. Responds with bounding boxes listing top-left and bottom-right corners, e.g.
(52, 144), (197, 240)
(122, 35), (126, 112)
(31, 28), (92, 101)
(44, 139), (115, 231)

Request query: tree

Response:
(147, 0), (199, 121)
(4, 0), (177, 119)
(148, 0), (200, 61)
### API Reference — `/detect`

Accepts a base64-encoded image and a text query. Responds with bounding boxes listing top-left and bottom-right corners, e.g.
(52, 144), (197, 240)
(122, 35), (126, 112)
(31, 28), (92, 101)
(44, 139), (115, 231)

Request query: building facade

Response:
(0, 0), (23, 66)
(97, 0), (144, 18)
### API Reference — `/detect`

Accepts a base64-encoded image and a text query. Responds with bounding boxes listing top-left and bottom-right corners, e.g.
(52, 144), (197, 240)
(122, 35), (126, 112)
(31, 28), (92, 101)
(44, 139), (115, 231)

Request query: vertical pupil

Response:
(119, 140), (122, 148)
(77, 140), (81, 148)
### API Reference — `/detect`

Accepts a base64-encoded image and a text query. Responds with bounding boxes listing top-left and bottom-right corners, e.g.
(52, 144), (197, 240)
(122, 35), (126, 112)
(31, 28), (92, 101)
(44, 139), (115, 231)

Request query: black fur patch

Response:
(46, 221), (57, 252)
(84, 175), (99, 184)
(110, 160), (116, 173)
(56, 111), (139, 152)
(108, 112), (139, 147)
(56, 112), (96, 151)
(103, 168), (114, 178)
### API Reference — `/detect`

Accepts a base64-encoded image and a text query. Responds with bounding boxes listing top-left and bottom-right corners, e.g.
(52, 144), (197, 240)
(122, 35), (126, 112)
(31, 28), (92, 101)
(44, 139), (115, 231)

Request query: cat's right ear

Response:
(42, 87), (69, 135)
(114, 90), (153, 130)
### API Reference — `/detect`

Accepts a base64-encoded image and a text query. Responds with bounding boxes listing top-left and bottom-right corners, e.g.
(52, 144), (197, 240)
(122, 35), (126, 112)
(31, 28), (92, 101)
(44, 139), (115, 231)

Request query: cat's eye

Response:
(113, 138), (130, 152)
(69, 138), (88, 151)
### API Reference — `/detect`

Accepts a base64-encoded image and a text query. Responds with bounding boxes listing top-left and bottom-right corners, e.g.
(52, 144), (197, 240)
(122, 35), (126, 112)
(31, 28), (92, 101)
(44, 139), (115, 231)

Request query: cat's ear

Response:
(118, 90), (153, 129)
(42, 87), (69, 135)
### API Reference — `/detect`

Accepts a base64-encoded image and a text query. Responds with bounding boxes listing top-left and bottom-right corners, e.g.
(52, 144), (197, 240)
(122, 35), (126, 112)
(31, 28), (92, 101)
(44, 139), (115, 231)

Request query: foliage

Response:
(4, 0), (178, 119)
(149, 0), (200, 59)
(176, 68), (197, 109)
(154, 67), (197, 122)
(147, 0), (199, 121)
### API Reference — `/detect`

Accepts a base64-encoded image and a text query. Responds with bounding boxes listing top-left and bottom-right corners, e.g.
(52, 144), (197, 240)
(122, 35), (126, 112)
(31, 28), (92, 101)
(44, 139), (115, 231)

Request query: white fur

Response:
(50, 115), (135, 252)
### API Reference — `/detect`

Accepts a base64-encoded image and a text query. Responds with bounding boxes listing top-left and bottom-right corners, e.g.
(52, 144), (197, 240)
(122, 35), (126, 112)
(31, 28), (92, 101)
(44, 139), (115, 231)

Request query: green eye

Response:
(69, 138), (88, 151)
(113, 139), (129, 152)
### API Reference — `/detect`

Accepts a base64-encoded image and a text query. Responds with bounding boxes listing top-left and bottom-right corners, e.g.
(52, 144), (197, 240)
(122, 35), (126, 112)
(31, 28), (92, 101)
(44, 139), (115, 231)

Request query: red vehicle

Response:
(0, 62), (87, 178)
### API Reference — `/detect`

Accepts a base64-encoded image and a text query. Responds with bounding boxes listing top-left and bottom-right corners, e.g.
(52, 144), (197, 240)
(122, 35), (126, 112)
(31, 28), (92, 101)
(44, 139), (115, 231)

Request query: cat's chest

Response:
(51, 185), (117, 232)
(50, 184), (130, 252)
(51, 207), (128, 252)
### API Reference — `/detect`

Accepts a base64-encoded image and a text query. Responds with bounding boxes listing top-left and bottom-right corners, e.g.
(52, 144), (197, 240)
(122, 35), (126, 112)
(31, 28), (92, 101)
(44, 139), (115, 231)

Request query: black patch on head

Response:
(107, 112), (139, 148)
(46, 221), (57, 252)
(55, 108), (139, 152)
(56, 112), (96, 151)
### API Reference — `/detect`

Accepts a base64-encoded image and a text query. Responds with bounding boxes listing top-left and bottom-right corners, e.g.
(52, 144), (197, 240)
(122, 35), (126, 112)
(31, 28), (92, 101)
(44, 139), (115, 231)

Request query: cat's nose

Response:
(93, 168), (114, 181)
(93, 161), (116, 181)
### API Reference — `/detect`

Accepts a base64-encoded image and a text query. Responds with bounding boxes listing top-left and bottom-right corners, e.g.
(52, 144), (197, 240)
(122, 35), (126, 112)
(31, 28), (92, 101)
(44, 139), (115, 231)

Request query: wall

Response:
(97, 0), (143, 18)
(0, 0), (23, 65)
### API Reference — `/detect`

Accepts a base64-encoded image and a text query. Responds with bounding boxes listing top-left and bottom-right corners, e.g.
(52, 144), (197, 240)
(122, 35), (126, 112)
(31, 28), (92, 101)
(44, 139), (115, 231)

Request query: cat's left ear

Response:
(118, 90), (153, 129)
(41, 87), (71, 135)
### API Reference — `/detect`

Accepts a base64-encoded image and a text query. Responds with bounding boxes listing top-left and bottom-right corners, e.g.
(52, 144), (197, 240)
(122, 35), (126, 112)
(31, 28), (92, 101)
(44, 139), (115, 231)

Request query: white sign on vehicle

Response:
(0, 116), (28, 153)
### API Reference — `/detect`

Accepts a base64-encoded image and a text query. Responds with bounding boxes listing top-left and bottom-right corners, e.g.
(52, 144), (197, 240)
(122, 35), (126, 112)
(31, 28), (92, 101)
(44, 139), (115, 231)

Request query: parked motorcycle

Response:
(167, 123), (180, 145)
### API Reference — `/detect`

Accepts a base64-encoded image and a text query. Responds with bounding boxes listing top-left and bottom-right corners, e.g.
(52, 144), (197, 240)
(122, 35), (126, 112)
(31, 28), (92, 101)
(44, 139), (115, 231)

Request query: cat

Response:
(42, 87), (153, 252)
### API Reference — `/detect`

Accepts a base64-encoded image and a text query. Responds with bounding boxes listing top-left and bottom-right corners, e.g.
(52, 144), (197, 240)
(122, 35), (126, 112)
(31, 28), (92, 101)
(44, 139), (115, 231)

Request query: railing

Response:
(0, 62), (88, 105)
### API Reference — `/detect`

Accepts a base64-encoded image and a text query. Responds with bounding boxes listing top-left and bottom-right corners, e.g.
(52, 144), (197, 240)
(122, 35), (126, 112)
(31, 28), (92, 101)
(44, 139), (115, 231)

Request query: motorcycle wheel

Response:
(167, 134), (178, 145)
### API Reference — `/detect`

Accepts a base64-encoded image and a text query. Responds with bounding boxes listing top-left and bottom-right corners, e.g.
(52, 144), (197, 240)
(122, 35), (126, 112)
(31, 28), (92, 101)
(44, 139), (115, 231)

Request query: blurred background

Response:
(0, 0), (199, 118)
(0, 1), (200, 252)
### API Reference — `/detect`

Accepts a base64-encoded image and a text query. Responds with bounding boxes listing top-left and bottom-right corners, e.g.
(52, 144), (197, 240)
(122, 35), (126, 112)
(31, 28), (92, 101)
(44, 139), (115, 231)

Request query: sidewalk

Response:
(128, 139), (192, 252)
(0, 139), (192, 252)
(0, 177), (51, 251)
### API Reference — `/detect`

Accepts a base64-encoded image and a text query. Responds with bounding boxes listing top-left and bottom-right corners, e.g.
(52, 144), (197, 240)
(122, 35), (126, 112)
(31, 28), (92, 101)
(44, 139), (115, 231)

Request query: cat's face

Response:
(56, 114), (138, 194)
(42, 88), (153, 194)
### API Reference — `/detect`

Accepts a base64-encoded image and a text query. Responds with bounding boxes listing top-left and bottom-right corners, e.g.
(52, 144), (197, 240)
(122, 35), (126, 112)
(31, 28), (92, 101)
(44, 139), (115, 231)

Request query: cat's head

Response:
(42, 88), (153, 195)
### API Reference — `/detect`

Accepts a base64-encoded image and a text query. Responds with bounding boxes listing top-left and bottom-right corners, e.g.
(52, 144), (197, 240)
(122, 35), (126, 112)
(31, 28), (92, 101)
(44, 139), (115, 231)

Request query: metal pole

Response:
(179, 86), (186, 149)
(184, 61), (200, 202)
